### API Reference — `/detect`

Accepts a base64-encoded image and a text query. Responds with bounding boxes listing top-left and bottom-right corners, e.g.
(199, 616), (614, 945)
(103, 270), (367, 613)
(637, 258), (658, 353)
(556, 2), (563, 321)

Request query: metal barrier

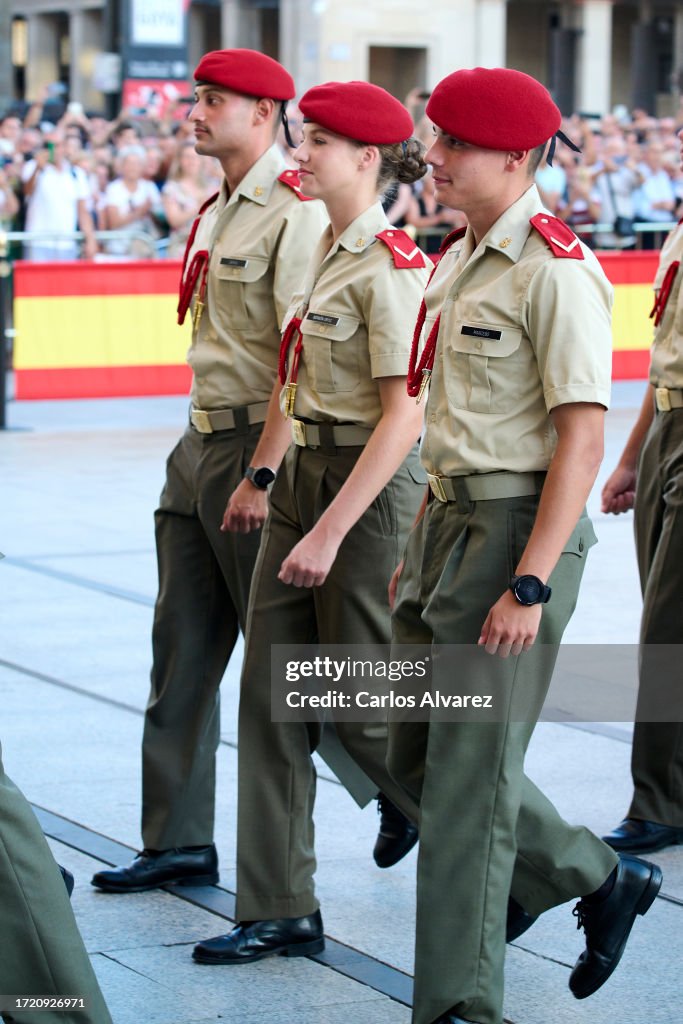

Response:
(2, 228), (163, 260)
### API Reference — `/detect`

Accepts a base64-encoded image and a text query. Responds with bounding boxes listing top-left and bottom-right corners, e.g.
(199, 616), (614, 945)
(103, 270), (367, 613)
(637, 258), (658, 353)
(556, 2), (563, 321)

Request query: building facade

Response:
(8, 0), (683, 119)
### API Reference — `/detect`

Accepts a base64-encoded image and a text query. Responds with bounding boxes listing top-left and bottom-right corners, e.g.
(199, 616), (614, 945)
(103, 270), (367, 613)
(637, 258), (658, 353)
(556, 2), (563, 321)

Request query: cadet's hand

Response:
(478, 591), (542, 658)
(601, 464), (636, 515)
(221, 479), (268, 533)
(278, 529), (340, 588)
(388, 560), (404, 610)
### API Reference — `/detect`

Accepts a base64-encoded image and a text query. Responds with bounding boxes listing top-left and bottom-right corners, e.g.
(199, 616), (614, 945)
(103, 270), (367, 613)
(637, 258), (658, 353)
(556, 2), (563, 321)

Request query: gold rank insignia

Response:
(254, 186), (264, 197)
(499, 237), (512, 248)
(355, 237), (365, 248)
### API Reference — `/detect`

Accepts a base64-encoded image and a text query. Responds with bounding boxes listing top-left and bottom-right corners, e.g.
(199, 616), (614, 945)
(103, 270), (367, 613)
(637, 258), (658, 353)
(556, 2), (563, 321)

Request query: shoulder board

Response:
(375, 229), (427, 269)
(277, 169), (315, 201)
(530, 214), (584, 260)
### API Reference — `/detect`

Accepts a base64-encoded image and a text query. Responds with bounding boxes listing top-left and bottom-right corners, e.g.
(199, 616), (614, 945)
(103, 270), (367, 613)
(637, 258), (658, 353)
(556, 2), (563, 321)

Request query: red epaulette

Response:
(277, 169), (315, 201)
(375, 229), (427, 269)
(530, 214), (584, 260)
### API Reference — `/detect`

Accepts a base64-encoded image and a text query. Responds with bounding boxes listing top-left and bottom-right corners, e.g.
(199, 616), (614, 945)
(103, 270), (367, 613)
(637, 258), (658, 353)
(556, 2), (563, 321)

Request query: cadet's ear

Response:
(505, 149), (528, 173)
(357, 144), (380, 173)
(253, 97), (277, 127)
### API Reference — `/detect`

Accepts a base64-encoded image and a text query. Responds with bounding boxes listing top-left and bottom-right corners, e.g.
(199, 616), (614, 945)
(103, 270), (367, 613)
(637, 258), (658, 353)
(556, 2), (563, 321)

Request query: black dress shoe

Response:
(91, 844), (218, 892)
(373, 794), (418, 868)
(192, 910), (324, 964)
(59, 865), (75, 898)
(506, 896), (537, 942)
(602, 817), (683, 854)
(569, 854), (662, 999)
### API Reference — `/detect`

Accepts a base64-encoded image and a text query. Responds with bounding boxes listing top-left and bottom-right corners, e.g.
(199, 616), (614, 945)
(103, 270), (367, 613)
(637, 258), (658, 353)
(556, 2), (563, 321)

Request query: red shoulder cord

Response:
(406, 228), (465, 401)
(278, 316), (304, 417)
(176, 192), (218, 326)
(650, 261), (680, 328)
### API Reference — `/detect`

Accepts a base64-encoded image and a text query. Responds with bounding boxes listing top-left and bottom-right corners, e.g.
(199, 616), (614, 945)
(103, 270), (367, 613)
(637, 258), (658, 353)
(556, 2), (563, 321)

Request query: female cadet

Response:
(193, 81), (429, 963)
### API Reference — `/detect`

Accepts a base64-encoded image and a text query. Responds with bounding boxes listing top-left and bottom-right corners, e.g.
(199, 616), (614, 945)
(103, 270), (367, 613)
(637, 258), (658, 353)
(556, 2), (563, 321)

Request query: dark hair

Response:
(373, 137), (427, 193)
(527, 142), (547, 177)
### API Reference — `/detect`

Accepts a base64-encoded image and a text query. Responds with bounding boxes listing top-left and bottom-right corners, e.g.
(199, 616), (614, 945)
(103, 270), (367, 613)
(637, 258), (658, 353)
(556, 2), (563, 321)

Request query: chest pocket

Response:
(444, 321), (524, 414)
(214, 254), (271, 330)
(301, 311), (361, 393)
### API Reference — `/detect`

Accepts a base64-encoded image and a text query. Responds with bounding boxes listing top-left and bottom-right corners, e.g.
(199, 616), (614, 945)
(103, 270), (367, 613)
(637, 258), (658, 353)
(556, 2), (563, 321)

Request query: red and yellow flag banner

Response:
(12, 252), (656, 401)
(13, 261), (191, 400)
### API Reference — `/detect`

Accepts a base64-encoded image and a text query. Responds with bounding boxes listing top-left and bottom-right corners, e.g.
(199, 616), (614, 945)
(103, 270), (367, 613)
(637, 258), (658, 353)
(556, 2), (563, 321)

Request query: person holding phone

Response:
(21, 128), (96, 261)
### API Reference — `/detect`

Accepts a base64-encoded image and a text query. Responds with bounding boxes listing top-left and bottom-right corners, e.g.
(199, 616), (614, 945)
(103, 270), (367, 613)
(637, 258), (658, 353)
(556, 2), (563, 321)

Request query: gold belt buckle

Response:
(191, 409), (212, 433)
(427, 473), (448, 503)
(291, 419), (307, 446)
(655, 387), (672, 412)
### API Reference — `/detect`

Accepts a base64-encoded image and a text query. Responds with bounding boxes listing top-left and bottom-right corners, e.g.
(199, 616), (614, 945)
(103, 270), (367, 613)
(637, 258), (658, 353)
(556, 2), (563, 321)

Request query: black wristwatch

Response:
(244, 466), (276, 490)
(509, 574), (552, 606)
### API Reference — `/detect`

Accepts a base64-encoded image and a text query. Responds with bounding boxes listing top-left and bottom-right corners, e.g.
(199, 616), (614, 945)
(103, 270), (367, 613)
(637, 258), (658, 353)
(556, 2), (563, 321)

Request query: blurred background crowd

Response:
(0, 85), (682, 261)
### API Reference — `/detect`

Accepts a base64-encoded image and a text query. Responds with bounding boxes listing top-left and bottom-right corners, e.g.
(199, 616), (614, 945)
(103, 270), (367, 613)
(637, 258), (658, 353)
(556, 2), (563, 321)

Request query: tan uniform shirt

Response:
(185, 146), (327, 410)
(280, 202), (430, 428)
(650, 222), (683, 388)
(420, 185), (613, 477)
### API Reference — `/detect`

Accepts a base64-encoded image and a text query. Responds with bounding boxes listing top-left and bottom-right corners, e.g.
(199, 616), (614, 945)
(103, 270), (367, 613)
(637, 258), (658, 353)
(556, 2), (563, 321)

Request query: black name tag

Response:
(307, 312), (340, 326)
(461, 325), (502, 340)
(220, 257), (248, 267)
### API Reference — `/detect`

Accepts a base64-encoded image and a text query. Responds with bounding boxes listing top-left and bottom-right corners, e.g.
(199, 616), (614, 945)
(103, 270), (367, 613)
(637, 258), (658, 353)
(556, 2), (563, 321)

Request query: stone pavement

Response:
(0, 384), (680, 1024)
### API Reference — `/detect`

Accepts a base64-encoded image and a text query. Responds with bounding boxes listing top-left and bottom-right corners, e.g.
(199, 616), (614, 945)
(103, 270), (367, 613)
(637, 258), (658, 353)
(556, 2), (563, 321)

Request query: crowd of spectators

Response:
(0, 85), (682, 260)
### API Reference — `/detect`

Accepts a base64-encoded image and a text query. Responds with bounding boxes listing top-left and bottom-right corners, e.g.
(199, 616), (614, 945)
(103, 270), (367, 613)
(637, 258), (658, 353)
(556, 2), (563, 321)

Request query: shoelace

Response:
(573, 902), (588, 931)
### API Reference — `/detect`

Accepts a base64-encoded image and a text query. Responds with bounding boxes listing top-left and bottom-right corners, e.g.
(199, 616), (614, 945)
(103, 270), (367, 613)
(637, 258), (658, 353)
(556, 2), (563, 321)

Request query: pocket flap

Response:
(449, 322), (522, 358)
(301, 310), (360, 341)
(215, 254), (269, 283)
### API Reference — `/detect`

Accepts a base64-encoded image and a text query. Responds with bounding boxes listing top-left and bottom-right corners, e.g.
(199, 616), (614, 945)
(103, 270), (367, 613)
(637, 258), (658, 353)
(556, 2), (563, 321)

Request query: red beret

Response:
(194, 49), (295, 101)
(299, 82), (414, 144)
(426, 67), (561, 150)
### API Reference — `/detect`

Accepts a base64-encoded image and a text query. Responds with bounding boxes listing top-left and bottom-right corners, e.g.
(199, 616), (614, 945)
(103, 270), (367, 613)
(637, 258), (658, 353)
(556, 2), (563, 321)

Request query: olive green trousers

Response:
(389, 493), (618, 1024)
(142, 423), (376, 850)
(235, 443), (425, 921)
(0, 745), (112, 1024)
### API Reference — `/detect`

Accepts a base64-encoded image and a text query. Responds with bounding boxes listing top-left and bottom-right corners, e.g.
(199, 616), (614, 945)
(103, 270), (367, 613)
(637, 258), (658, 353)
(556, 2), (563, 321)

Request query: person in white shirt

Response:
(21, 129), (96, 261)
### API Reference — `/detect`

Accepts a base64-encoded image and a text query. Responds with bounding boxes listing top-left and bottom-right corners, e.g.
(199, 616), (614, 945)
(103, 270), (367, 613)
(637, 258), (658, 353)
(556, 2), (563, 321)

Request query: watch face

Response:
(515, 575), (543, 605)
(252, 467), (275, 488)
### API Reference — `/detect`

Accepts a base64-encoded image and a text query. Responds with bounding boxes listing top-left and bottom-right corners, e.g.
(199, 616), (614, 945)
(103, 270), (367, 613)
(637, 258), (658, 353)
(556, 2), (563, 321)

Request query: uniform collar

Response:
(220, 145), (286, 209)
(333, 201), (388, 256)
(474, 184), (542, 264)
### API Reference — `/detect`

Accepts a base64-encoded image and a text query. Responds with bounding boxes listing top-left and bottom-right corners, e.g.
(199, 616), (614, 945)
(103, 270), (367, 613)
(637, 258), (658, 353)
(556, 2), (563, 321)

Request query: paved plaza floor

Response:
(0, 383), (680, 1024)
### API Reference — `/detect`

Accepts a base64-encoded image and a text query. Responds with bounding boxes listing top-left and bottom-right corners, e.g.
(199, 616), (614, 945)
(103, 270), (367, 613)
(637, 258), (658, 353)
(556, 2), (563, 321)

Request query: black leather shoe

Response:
(59, 865), (75, 898)
(91, 845), (218, 892)
(373, 794), (418, 868)
(569, 854), (662, 999)
(192, 910), (324, 964)
(602, 817), (683, 854)
(506, 896), (537, 942)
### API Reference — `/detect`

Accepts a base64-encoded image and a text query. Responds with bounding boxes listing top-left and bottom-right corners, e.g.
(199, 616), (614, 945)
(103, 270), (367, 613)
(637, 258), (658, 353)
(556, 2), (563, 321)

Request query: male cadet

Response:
(92, 50), (411, 895)
(600, 128), (683, 855)
(387, 68), (662, 1024)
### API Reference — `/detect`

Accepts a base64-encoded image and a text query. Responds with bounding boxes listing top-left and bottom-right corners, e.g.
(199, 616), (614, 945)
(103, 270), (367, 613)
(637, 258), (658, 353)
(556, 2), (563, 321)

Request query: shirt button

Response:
(452, 292), (459, 300)
(475, 340), (483, 350)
